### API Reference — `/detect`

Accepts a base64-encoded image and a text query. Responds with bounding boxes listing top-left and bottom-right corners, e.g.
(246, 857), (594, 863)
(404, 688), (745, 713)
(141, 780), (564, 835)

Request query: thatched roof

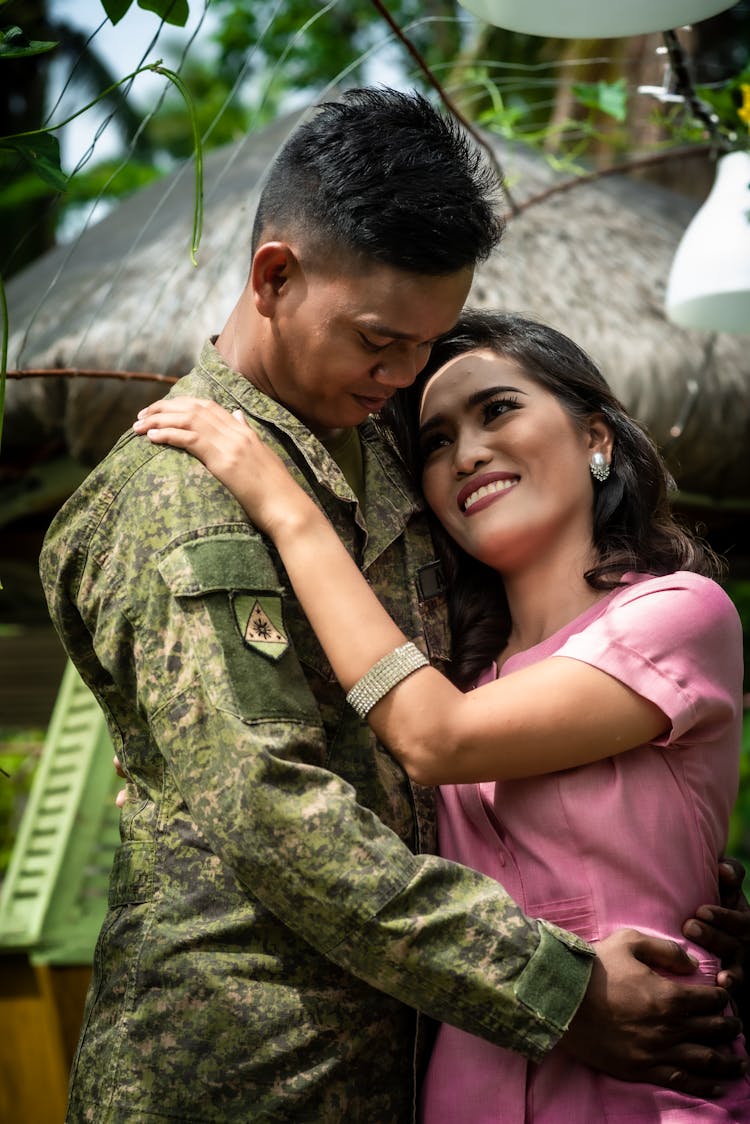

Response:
(5, 110), (750, 501)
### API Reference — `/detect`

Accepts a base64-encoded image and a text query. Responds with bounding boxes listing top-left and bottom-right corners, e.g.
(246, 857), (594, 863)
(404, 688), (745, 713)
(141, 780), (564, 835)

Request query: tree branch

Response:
(510, 143), (714, 219)
(366, 0), (518, 214)
(5, 367), (178, 384)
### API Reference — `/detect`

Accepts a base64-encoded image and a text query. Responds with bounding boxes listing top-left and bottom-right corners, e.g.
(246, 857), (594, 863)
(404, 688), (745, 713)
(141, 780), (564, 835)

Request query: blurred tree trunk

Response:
(0, 0), (58, 276)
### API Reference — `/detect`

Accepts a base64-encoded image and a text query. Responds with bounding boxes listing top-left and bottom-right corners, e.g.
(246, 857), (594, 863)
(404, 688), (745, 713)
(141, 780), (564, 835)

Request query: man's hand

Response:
(685, 859), (750, 995)
(560, 928), (745, 1098)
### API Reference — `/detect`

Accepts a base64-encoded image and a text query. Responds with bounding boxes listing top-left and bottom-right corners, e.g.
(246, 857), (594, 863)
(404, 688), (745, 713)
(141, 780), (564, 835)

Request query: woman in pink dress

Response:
(134, 311), (750, 1121)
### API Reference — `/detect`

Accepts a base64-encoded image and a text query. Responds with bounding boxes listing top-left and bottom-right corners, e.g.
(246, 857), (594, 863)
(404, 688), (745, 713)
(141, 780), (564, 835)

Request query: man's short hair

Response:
(252, 87), (504, 275)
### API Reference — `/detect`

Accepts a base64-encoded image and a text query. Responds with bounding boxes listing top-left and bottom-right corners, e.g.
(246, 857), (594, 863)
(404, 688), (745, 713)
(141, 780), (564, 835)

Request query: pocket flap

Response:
(158, 531), (282, 597)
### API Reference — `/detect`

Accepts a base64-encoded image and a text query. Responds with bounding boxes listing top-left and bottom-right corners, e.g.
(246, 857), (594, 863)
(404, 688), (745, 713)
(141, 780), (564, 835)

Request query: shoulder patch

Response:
(232, 593), (288, 660)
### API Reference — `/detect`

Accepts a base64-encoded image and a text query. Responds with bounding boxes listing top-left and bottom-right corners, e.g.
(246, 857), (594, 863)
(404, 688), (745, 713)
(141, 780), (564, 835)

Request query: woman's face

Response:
(418, 348), (610, 574)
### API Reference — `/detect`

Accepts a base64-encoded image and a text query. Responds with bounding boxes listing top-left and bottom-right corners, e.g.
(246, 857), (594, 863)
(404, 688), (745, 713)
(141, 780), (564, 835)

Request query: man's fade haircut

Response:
(251, 87), (504, 275)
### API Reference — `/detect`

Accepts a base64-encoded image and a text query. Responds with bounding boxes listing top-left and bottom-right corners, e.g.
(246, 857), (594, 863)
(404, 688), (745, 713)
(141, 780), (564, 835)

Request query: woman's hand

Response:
(133, 397), (312, 539)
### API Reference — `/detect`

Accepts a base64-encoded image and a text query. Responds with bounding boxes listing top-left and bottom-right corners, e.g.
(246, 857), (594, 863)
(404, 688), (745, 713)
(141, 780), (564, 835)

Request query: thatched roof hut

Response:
(6, 112), (749, 497)
(4, 108), (749, 555)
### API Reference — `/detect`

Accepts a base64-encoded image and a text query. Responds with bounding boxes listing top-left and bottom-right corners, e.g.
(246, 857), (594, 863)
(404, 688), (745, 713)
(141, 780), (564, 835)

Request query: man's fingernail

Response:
(684, 920), (702, 938)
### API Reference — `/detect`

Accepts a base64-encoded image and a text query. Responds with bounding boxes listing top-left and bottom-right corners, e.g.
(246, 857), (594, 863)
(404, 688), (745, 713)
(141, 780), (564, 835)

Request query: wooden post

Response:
(0, 957), (90, 1123)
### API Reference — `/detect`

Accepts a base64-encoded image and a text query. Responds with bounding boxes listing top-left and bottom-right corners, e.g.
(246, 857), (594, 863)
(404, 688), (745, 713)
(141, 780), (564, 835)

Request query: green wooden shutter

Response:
(0, 661), (120, 964)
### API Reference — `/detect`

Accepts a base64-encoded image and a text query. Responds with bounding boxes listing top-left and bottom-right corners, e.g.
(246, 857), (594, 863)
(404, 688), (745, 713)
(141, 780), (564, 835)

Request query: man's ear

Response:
(251, 242), (298, 318)
(587, 413), (615, 461)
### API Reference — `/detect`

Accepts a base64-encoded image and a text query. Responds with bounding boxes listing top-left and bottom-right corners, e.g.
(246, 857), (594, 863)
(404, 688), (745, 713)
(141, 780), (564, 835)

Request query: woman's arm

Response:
(134, 397), (667, 785)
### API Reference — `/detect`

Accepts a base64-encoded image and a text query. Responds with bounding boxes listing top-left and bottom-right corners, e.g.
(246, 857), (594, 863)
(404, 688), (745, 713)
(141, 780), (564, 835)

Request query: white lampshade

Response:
(665, 151), (750, 335)
(457, 0), (736, 38)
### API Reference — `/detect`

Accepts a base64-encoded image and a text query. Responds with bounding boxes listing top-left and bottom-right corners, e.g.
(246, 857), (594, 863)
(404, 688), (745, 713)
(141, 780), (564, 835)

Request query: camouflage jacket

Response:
(41, 341), (593, 1123)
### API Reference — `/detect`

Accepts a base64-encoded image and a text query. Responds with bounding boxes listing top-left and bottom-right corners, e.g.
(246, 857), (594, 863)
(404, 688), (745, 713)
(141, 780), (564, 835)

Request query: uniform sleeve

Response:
(51, 457), (593, 1064)
(556, 574), (743, 745)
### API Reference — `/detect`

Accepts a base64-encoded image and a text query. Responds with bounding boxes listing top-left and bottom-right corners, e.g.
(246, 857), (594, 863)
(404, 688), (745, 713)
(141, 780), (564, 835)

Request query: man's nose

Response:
(371, 348), (420, 389)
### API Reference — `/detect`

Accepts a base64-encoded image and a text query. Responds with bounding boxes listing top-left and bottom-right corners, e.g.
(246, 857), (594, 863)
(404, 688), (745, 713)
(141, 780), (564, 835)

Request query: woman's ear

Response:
(587, 413), (615, 462)
(251, 242), (298, 318)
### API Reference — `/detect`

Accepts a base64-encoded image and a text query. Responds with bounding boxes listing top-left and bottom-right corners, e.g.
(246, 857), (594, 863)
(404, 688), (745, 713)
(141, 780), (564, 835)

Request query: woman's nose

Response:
(453, 432), (490, 476)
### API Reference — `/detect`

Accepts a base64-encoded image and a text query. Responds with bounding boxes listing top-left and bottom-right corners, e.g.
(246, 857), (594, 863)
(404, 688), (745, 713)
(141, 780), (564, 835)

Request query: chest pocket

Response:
(157, 531), (323, 726)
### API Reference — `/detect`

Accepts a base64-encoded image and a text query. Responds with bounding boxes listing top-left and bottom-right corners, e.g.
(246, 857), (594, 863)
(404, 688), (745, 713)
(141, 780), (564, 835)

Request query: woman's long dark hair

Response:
(384, 310), (723, 688)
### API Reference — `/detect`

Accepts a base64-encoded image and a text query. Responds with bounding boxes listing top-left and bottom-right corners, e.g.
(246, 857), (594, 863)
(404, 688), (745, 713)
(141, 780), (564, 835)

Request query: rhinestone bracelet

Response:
(346, 642), (429, 719)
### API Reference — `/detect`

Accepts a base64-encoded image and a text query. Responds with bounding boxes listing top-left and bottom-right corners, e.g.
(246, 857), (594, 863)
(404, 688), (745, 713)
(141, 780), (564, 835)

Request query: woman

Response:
(134, 311), (750, 1120)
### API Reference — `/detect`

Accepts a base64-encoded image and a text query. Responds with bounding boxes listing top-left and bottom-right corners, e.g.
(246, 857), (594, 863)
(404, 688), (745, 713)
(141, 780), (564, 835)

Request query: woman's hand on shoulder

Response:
(132, 397), (309, 538)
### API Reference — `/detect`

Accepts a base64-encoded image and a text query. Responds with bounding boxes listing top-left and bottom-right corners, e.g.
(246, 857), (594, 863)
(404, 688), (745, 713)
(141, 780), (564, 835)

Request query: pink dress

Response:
(420, 572), (750, 1122)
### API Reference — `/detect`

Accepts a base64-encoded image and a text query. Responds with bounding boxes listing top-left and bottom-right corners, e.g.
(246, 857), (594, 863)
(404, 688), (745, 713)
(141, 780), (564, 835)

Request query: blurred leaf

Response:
(572, 78), (628, 122)
(1, 133), (67, 191)
(0, 24), (57, 58)
(697, 64), (750, 137)
(63, 158), (163, 202)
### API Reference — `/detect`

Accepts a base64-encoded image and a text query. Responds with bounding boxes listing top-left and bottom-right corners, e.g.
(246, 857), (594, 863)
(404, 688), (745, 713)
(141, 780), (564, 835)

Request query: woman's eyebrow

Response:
(419, 384), (528, 437)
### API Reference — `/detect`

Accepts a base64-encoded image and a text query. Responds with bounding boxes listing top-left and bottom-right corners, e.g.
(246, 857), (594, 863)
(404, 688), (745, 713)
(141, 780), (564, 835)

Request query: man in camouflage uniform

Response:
(41, 90), (743, 1123)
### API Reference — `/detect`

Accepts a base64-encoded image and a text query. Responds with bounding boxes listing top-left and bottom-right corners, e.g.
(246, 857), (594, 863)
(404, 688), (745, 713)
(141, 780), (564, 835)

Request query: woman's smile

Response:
(458, 472), (519, 514)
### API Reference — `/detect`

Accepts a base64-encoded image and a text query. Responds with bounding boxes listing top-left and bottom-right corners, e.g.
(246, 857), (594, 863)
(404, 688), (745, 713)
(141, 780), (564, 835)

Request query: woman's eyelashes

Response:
(420, 430), (451, 459)
(481, 395), (521, 423)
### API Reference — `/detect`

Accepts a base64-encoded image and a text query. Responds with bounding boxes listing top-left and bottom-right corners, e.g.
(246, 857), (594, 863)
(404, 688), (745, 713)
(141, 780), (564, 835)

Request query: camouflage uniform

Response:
(41, 341), (593, 1123)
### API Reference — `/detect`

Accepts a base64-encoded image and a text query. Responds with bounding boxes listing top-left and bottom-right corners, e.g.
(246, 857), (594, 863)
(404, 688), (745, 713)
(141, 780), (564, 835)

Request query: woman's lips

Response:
(457, 472), (519, 514)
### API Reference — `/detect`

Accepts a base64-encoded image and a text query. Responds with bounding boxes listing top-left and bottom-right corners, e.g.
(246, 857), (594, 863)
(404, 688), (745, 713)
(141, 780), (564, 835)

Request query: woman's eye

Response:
(420, 433), (450, 458)
(483, 396), (519, 423)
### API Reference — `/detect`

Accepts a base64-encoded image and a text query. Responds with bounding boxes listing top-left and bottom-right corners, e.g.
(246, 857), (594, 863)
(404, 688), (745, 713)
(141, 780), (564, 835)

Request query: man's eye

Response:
(359, 334), (388, 353)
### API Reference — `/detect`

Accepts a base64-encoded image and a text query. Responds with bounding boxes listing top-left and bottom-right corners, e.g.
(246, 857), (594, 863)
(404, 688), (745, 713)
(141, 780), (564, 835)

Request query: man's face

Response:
(260, 256), (473, 437)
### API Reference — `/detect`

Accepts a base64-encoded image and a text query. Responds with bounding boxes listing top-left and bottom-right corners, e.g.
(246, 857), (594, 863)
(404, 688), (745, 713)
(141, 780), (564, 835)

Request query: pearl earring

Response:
(590, 452), (610, 483)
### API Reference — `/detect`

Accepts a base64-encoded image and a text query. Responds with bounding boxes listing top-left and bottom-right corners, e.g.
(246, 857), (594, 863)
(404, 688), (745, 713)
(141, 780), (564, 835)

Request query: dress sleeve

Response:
(555, 574), (743, 745)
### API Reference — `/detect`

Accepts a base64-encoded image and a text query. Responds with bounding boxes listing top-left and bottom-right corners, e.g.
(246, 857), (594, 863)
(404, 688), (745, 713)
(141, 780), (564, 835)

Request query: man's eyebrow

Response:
(419, 383), (528, 438)
(358, 320), (438, 343)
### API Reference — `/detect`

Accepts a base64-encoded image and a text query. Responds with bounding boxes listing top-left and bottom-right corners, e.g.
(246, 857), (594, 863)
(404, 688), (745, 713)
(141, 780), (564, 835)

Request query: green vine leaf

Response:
(0, 25), (57, 58)
(139, 0), (189, 28)
(1, 133), (67, 192)
(100, 0), (134, 23)
(572, 78), (628, 123)
(153, 65), (203, 262)
(101, 0), (189, 28)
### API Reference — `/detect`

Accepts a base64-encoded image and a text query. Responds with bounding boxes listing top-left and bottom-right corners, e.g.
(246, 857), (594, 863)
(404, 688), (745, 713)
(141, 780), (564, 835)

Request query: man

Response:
(41, 89), (745, 1123)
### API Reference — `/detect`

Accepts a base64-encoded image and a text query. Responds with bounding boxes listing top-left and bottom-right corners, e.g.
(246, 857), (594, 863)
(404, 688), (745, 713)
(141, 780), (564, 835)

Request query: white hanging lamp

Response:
(457, 0), (737, 38)
(665, 151), (750, 334)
